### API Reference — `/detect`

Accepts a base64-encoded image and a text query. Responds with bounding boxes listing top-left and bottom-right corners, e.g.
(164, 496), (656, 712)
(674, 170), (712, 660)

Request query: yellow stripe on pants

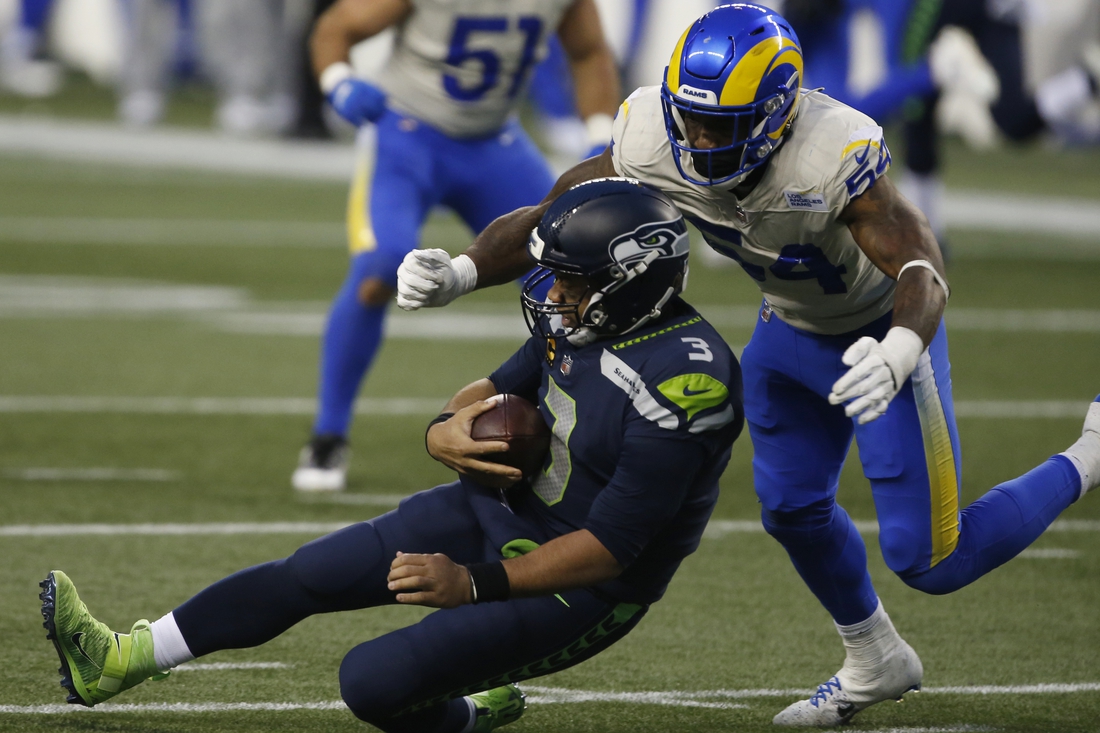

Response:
(912, 352), (960, 566)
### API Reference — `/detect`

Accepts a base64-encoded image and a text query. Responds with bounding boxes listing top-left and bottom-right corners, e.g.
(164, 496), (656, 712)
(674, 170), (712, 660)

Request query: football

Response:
(470, 394), (551, 481)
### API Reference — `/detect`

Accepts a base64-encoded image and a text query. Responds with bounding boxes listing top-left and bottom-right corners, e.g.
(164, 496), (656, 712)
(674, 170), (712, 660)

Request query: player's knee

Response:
(878, 524), (925, 579)
(288, 522), (384, 595)
(761, 499), (836, 545)
(357, 277), (395, 307)
(339, 635), (421, 723)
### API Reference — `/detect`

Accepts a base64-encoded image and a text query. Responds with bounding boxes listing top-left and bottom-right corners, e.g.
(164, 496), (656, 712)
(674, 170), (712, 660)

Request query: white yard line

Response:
(2, 519), (1097, 538)
(0, 217), (344, 247)
(0, 277), (1097, 335)
(1018, 548), (1082, 559)
(2, 115), (1099, 244)
(4, 468), (180, 481)
(0, 395), (1090, 419)
(0, 396), (444, 415)
(174, 662), (292, 672)
(0, 683), (1095, 715)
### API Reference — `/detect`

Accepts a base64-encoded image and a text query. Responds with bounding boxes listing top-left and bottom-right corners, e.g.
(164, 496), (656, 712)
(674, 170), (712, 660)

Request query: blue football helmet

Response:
(661, 3), (803, 186)
(521, 178), (690, 341)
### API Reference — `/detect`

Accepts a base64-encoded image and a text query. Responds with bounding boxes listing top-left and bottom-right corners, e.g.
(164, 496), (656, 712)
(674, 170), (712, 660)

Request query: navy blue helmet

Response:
(521, 178), (690, 340)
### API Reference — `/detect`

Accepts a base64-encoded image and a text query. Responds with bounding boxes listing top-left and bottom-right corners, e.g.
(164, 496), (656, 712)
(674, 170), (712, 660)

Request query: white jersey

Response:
(611, 86), (895, 335)
(379, 0), (576, 138)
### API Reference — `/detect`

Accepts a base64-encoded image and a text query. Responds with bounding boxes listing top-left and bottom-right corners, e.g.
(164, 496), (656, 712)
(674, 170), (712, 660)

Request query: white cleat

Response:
(291, 436), (349, 492)
(1063, 395), (1100, 498)
(773, 638), (922, 727)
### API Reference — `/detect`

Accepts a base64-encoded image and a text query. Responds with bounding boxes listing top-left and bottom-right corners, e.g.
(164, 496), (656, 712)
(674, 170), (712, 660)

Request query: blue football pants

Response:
(173, 482), (647, 733)
(742, 308), (1080, 625)
(313, 113), (556, 437)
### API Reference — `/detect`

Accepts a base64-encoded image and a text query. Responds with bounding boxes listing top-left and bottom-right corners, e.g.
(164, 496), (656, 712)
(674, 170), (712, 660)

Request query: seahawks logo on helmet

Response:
(609, 220), (690, 268)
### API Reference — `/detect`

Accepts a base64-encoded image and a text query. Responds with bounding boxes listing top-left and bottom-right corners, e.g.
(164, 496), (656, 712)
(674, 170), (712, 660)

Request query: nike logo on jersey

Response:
(682, 386), (714, 397)
(71, 632), (102, 669)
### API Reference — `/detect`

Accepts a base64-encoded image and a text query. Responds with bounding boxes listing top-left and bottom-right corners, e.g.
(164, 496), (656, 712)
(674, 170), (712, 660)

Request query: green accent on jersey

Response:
(657, 374), (730, 422)
(610, 316), (702, 351)
(396, 602), (646, 717)
(501, 539), (569, 606)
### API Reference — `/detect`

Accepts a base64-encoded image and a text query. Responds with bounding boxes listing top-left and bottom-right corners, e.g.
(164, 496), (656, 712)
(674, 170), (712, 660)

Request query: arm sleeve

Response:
(832, 123), (892, 208)
(488, 337), (544, 403)
(582, 433), (708, 568)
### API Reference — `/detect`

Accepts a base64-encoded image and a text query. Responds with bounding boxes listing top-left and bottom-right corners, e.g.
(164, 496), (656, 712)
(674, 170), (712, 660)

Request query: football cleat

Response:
(40, 571), (163, 707)
(291, 434), (349, 492)
(468, 684), (527, 732)
(1064, 395), (1100, 497)
(772, 638), (922, 727)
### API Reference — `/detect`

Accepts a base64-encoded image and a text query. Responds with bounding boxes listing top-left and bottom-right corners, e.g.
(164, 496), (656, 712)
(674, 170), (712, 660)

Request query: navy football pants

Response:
(174, 483), (647, 732)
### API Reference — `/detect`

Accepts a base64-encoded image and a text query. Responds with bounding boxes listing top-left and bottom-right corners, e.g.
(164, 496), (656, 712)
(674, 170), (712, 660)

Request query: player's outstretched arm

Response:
(395, 151), (616, 310)
(386, 530), (621, 608)
(426, 379), (523, 487)
(831, 176), (950, 423)
(558, 0), (621, 157)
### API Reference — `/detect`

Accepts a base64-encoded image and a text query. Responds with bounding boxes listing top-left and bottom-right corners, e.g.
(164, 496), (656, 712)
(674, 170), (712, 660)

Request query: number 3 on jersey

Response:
(531, 378), (575, 506)
(444, 16), (543, 101)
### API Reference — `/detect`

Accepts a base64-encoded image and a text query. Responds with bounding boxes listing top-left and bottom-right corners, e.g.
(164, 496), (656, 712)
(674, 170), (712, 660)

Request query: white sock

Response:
(457, 697), (478, 733)
(150, 612), (195, 673)
(1060, 400), (1100, 500)
(835, 601), (900, 669)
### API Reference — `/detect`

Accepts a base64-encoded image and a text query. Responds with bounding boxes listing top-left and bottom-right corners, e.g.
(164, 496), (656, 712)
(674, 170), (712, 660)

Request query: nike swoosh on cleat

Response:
(71, 633), (102, 670)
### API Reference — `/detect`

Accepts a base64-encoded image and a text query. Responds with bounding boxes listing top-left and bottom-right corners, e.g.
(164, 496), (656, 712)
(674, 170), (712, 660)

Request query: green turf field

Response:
(0, 126), (1098, 733)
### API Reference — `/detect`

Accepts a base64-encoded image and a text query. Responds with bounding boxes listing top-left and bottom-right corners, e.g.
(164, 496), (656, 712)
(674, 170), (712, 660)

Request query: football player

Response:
(41, 179), (744, 733)
(396, 4), (1100, 726)
(292, 0), (621, 491)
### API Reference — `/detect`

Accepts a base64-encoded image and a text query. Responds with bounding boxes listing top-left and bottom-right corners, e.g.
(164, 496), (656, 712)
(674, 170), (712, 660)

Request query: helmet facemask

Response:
(661, 72), (798, 187)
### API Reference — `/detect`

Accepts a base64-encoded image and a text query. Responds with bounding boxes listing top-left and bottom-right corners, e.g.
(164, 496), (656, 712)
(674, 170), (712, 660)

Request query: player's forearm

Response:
(502, 530), (623, 598)
(842, 177), (947, 346)
(465, 153), (616, 288)
(568, 50), (621, 122)
(310, 0), (409, 77)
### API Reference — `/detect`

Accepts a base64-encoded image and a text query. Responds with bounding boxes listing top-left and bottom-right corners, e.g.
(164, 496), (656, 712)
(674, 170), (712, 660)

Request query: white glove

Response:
(828, 327), (925, 425)
(396, 249), (477, 311)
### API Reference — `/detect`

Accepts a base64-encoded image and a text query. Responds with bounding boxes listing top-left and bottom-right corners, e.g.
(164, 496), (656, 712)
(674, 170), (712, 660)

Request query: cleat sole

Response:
(39, 572), (92, 707)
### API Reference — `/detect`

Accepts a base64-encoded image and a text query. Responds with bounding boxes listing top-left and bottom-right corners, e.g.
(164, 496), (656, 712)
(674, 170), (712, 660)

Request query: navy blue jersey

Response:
(486, 299), (744, 603)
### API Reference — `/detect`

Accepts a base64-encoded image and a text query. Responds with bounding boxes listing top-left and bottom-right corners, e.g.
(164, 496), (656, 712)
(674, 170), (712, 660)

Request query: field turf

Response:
(0, 129), (1098, 733)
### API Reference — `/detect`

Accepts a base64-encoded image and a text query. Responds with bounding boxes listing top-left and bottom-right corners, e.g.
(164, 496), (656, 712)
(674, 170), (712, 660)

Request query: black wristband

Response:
(425, 412), (455, 456)
(465, 561), (510, 604)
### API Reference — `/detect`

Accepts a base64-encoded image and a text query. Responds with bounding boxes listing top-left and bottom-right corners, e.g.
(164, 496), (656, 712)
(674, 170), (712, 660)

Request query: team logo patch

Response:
(561, 354), (573, 376)
(678, 85), (718, 104)
(608, 219), (690, 267)
(784, 191), (828, 211)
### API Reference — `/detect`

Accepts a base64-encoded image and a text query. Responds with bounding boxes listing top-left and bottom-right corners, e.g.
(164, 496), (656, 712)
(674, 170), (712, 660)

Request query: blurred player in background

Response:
(786, 0), (1100, 246)
(0, 0), (60, 97)
(291, 0), (621, 492)
(396, 3), (1100, 726)
(41, 180), (744, 733)
(117, 0), (303, 134)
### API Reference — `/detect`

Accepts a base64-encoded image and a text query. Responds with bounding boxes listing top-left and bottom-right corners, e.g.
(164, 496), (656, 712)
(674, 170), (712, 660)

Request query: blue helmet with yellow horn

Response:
(661, 3), (803, 186)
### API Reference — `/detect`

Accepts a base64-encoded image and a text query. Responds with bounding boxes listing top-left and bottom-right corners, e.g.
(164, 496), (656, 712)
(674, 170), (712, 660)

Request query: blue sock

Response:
(20, 0), (53, 30)
(762, 499), (879, 625)
(901, 455), (1081, 594)
(313, 271), (387, 437)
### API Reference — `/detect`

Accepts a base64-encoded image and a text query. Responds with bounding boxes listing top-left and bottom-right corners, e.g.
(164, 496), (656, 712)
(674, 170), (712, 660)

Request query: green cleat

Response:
(468, 684), (526, 732)
(39, 570), (164, 707)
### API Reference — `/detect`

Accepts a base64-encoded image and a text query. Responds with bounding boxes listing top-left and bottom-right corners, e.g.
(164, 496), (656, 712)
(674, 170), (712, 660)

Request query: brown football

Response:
(470, 394), (551, 480)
